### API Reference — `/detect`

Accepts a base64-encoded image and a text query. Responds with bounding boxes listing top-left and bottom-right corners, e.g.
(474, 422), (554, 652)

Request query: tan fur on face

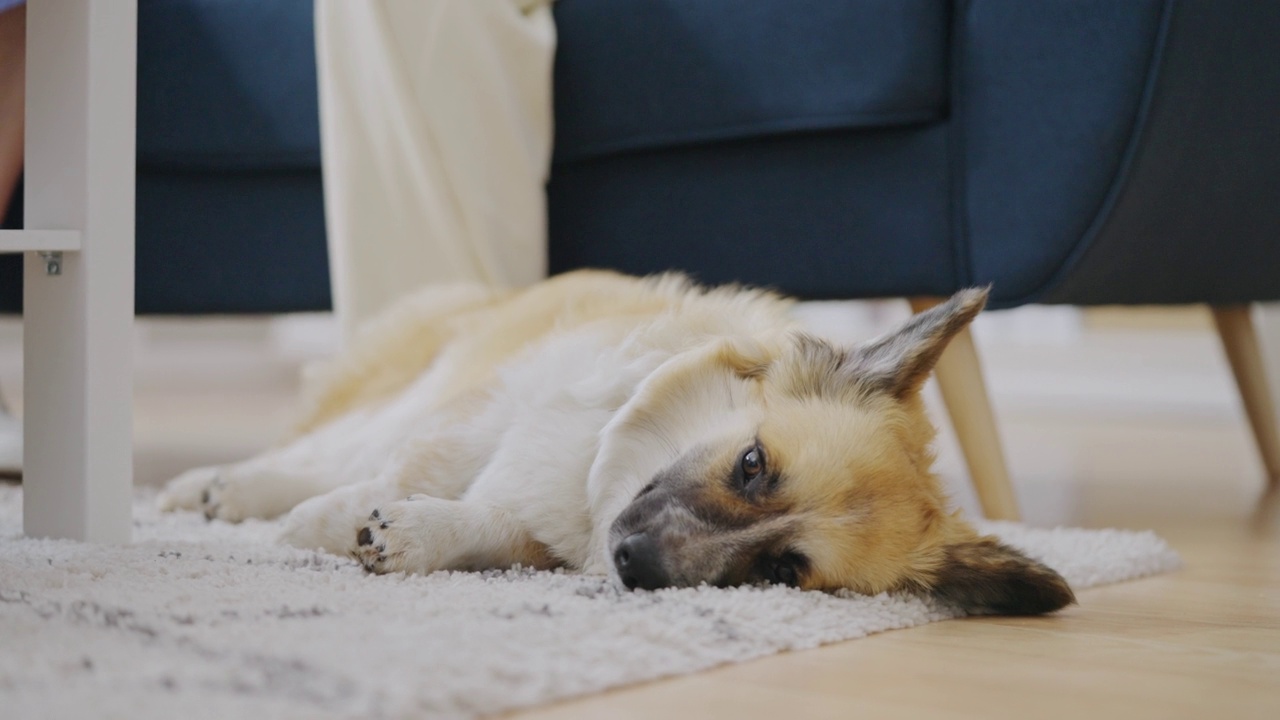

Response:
(687, 334), (966, 595)
(760, 393), (950, 594)
(607, 337), (966, 594)
(611, 304), (1073, 613)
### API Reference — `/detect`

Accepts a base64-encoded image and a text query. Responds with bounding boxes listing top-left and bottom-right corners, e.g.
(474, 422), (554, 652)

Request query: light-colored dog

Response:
(159, 271), (1073, 615)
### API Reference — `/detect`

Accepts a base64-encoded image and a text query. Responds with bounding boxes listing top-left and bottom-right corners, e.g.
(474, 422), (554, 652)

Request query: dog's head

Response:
(607, 288), (1074, 615)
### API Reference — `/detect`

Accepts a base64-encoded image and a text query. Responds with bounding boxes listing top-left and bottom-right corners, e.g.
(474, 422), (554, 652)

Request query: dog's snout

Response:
(614, 533), (669, 590)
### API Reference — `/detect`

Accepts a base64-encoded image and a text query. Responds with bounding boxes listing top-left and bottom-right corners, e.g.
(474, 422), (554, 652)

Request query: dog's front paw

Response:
(353, 496), (437, 575)
(157, 466), (220, 513)
(160, 468), (261, 523)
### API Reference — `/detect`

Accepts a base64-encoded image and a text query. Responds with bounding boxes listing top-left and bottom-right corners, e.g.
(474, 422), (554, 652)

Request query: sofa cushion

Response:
(552, 0), (948, 163)
(549, 125), (955, 300)
(137, 0), (320, 171)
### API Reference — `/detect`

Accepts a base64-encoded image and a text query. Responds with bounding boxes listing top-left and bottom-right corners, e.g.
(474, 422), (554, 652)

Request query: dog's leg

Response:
(159, 384), (494, 523)
(157, 287), (502, 521)
(278, 479), (409, 554)
(157, 407), (380, 521)
(278, 421), (499, 553)
(157, 457), (347, 523)
(351, 496), (556, 575)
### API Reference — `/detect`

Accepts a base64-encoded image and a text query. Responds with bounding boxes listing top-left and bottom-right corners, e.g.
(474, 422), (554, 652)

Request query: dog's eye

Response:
(771, 558), (799, 587)
(740, 447), (765, 482)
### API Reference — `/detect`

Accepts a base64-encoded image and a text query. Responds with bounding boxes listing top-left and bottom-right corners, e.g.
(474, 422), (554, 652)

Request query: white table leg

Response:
(22, 0), (136, 542)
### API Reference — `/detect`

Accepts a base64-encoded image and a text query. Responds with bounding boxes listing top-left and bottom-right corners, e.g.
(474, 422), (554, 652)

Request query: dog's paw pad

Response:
(201, 476), (228, 520)
(353, 500), (438, 575)
(157, 467), (221, 513)
(354, 510), (390, 572)
(197, 475), (262, 524)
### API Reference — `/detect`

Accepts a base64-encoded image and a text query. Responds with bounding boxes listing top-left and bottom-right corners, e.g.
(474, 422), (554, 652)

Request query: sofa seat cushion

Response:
(137, 0), (320, 171)
(552, 0), (949, 163)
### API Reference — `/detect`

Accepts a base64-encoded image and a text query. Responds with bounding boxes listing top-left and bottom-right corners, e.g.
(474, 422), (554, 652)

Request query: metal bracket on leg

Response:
(36, 251), (62, 276)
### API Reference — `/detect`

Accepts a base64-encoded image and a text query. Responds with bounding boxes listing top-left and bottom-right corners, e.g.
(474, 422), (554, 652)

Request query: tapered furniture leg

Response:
(910, 298), (1020, 521)
(1212, 305), (1280, 489)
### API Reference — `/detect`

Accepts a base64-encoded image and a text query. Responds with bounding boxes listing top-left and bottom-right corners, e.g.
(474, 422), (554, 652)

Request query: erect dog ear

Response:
(929, 536), (1075, 616)
(848, 287), (988, 399)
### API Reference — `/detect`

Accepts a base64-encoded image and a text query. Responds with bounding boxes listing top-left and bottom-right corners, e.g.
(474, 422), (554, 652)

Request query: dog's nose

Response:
(614, 533), (670, 590)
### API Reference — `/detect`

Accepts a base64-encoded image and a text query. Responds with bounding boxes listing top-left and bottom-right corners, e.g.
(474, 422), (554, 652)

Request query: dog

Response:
(158, 270), (1073, 615)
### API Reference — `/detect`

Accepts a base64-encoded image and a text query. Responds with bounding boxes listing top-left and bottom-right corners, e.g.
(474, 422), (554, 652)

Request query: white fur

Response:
(157, 274), (796, 580)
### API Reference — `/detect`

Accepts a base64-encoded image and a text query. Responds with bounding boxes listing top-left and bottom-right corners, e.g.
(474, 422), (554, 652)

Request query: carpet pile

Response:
(0, 486), (1180, 718)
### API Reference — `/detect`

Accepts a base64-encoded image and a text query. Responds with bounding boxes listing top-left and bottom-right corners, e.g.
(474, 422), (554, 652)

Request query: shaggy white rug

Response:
(0, 486), (1180, 719)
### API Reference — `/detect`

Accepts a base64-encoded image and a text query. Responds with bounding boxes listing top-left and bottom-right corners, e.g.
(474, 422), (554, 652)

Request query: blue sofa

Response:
(3, 0), (1278, 312)
(548, 0), (1280, 308)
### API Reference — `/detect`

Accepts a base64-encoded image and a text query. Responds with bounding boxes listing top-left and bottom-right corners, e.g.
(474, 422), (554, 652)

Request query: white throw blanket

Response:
(0, 486), (1180, 719)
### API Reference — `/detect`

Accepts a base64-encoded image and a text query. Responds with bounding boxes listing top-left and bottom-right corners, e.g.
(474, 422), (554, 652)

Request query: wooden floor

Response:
(1, 311), (1278, 718)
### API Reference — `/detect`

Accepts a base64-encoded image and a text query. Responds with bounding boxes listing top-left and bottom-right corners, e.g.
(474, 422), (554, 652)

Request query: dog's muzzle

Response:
(613, 532), (670, 590)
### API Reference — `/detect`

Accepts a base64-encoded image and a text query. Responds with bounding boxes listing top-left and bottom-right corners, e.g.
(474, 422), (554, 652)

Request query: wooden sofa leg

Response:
(910, 298), (1020, 520)
(1211, 306), (1280, 489)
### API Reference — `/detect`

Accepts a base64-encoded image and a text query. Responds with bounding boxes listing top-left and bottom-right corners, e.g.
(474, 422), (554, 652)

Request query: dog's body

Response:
(159, 271), (1073, 615)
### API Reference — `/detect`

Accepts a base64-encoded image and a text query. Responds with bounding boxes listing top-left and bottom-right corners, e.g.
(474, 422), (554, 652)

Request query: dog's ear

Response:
(929, 535), (1075, 616)
(847, 287), (988, 399)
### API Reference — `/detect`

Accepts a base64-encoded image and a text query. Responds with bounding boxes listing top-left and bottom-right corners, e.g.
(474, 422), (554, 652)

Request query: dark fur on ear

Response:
(849, 287), (989, 398)
(930, 537), (1076, 616)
